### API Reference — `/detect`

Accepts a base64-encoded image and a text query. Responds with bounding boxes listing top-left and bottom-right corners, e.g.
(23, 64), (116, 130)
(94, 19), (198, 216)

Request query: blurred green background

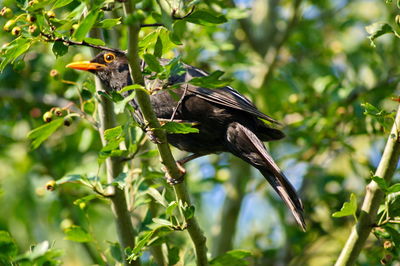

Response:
(0, 0), (399, 265)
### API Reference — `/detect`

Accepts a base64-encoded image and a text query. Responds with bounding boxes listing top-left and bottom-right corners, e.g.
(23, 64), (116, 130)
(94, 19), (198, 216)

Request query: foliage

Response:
(0, 0), (400, 265)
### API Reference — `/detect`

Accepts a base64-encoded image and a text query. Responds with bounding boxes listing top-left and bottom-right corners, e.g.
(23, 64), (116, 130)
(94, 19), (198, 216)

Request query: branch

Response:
(335, 104), (400, 266)
(123, 1), (208, 265)
(90, 29), (140, 266)
(260, 0), (302, 89)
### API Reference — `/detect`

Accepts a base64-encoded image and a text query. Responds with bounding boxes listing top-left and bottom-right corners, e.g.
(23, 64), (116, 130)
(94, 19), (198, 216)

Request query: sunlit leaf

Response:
(83, 37), (105, 46)
(52, 0), (74, 9)
(332, 193), (358, 220)
(27, 119), (64, 149)
(185, 10), (227, 25)
(97, 18), (121, 29)
(161, 122), (199, 134)
(365, 22), (394, 46)
(210, 250), (252, 266)
(0, 38), (32, 72)
(73, 10), (99, 41)
(64, 225), (93, 243)
(143, 53), (163, 73)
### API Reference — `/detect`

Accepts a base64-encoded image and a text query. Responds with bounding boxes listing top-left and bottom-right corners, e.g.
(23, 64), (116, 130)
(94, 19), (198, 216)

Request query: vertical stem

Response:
(123, 1), (209, 265)
(90, 29), (140, 266)
(335, 105), (400, 266)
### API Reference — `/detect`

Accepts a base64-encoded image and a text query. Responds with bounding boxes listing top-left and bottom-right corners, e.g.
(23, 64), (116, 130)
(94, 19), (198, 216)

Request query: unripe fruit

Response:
(26, 14), (36, 23)
(383, 240), (393, 250)
(45, 180), (56, 191)
(28, 0), (39, 6)
(46, 10), (56, 19)
(3, 19), (15, 31)
(28, 24), (38, 35)
(49, 69), (59, 79)
(395, 14), (400, 27)
(43, 111), (53, 122)
(63, 117), (72, 126)
(11, 26), (21, 36)
(54, 107), (64, 117)
(0, 7), (13, 19)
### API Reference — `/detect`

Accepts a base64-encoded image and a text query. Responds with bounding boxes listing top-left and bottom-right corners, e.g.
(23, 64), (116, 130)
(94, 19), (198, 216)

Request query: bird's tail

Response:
(225, 122), (306, 231)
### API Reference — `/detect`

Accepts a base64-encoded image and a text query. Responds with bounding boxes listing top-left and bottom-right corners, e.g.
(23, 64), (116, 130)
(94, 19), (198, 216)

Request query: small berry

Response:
(0, 7), (13, 18)
(28, 0), (39, 6)
(54, 107), (64, 117)
(28, 24), (37, 34)
(45, 180), (56, 191)
(46, 10), (56, 19)
(11, 26), (21, 36)
(383, 240), (393, 250)
(63, 117), (72, 126)
(49, 69), (59, 79)
(26, 14), (36, 23)
(43, 111), (53, 122)
(3, 19), (15, 31)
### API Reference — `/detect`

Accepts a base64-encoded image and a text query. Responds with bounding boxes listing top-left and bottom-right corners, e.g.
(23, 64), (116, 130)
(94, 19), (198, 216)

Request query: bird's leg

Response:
(164, 153), (208, 185)
(169, 84), (188, 122)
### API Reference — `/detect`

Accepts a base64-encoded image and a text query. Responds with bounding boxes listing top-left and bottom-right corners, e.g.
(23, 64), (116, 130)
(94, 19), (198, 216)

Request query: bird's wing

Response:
(177, 64), (280, 124)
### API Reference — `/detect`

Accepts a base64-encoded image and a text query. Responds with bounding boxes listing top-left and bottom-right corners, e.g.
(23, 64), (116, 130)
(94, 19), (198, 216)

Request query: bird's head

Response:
(66, 51), (131, 91)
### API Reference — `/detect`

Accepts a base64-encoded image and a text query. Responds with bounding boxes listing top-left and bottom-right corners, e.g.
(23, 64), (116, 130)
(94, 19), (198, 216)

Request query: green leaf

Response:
(152, 218), (173, 227)
(147, 187), (168, 207)
(332, 193), (358, 220)
(56, 174), (84, 185)
(210, 250), (252, 266)
(64, 225), (93, 243)
(73, 195), (98, 207)
(27, 118), (64, 149)
(52, 41), (68, 57)
(372, 176), (388, 192)
(109, 242), (123, 263)
(97, 18), (121, 29)
(143, 53), (163, 73)
(161, 122), (199, 134)
(0, 231), (18, 260)
(185, 10), (227, 25)
(189, 70), (232, 88)
(361, 102), (395, 129)
(73, 10), (99, 41)
(183, 205), (195, 219)
(83, 37), (105, 46)
(388, 183), (400, 193)
(52, 0), (74, 9)
(365, 22), (394, 46)
(154, 36), (163, 58)
(115, 91), (136, 114)
(120, 84), (145, 94)
(167, 246), (180, 265)
(0, 38), (32, 72)
(166, 201), (178, 216)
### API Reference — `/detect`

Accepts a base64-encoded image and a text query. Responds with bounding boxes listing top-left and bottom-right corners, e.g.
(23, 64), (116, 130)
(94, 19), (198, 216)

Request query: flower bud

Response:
(46, 10), (56, 19)
(0, 7), (13, 19)
(26, 14), (36, 23)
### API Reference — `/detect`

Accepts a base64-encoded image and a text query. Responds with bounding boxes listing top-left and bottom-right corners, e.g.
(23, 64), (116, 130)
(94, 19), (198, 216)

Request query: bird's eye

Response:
(104, 53), (115, 63)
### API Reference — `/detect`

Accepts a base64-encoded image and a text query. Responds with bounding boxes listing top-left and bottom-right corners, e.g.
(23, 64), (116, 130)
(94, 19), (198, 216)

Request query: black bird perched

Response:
(66, 50), (306, 231)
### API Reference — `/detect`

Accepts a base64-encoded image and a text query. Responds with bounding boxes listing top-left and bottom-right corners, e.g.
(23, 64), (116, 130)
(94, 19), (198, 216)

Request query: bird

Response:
(66, 50), (306, 231)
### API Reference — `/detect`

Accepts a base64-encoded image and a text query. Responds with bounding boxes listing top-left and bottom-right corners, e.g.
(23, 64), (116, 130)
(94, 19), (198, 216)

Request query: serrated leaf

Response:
(161, 122), (199, 134)
(365, 22), (394, 46)
(185, 10), (227, 25)
(143, 53), (163, 73)
(0, 38), (32, 72)
(332, 193), (358, 220)
(97, 18), (121, 29)
(73, 10), (99, 41)
(52, 0), (74, 9)
(27, 118), (64, 149)
(64, 225), (92, 243)
(210, 250), (252, 266)
(83, 37), (105, 46)
(52, 41), (68, 57)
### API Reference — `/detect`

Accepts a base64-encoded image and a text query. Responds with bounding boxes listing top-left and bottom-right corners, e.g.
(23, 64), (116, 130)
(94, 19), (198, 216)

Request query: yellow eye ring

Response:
(104, 53), (115, 63)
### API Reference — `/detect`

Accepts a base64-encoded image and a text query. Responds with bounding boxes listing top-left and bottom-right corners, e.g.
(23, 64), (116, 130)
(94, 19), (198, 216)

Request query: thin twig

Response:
(169, 83), (188, 122)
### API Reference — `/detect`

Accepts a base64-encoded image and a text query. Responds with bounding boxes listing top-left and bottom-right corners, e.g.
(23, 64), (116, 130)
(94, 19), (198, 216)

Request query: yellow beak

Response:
(66, 61), (106, 71)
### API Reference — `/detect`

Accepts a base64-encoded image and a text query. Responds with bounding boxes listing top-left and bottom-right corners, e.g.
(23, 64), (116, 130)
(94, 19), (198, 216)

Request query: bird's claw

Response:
(162, 162), (186, 185)
(146, 129), (162, 144)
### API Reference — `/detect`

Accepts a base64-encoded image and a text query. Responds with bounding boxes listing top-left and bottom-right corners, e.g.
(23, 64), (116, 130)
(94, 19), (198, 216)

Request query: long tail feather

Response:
(225, 122), (306, 231)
